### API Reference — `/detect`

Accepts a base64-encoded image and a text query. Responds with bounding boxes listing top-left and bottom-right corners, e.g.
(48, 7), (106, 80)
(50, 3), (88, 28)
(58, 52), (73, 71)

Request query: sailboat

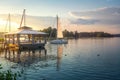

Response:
(50, 15), (68, 44)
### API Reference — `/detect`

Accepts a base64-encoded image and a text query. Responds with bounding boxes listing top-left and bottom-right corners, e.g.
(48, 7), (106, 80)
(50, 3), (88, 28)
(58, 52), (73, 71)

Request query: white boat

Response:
(50, 15), (68, 44)
(50, 39), (68, 44)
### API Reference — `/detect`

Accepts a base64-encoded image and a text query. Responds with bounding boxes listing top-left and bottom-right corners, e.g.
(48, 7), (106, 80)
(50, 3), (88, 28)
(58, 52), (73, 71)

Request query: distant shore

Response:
(73, 32), (120, 38)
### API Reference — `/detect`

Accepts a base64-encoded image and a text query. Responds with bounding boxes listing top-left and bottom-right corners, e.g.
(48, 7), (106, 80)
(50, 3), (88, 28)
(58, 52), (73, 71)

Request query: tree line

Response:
(39, 27), (79, 38)
(39, 27), (119, 39)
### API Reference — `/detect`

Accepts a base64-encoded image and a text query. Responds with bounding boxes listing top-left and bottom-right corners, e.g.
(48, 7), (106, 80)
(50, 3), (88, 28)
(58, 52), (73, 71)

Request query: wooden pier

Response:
(3, 9), (47, 50)
(4, 26), (47, 50)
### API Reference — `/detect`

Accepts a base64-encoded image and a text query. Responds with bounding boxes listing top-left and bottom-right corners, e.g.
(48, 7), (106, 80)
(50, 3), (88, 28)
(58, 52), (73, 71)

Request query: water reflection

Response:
(1, 38), (120, 80)
(1, 44), (64, 80)
(4, 48), (47, 67)
(57, 45), (63, 71)
(3, 45), (64, 71)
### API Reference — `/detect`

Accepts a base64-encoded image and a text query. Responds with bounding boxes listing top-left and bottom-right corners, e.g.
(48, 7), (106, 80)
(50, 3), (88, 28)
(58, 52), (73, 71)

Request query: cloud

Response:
(69, 7), (120, 25)
(71, 18), (99, 25)
(0, 14), (56, 30)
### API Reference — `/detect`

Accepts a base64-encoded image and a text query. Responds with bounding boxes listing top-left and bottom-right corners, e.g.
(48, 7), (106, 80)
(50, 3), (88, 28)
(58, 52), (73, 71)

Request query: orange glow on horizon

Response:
(0, 18), (19, 32)
(0, 14), (119, 34)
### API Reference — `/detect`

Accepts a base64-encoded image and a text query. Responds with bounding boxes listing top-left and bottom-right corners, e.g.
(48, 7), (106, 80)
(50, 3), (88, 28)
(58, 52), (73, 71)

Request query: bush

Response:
(0, 64), (21, 80)
(0, 38), (4, 42)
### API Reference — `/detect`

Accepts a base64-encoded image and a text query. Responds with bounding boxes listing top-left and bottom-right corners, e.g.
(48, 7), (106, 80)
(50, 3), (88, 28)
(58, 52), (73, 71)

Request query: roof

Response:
(5, 29), (47, 35)
(18, 26), (32, 30)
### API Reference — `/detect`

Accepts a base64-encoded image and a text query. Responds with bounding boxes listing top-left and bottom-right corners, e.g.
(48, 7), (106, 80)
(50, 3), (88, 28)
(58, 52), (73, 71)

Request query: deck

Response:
(19, 43), (45, 49)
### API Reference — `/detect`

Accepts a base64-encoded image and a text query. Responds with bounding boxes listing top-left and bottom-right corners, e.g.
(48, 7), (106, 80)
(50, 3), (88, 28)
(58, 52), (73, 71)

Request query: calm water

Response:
(0, 38), (120, 80)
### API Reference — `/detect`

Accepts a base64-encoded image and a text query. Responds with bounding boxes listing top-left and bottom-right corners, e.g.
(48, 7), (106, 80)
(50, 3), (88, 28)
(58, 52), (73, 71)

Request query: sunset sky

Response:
(0, 0), (120, 34)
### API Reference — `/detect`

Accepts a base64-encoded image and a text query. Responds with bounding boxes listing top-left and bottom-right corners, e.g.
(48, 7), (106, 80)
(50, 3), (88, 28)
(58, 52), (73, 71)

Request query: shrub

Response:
(0, 64), (21, 80)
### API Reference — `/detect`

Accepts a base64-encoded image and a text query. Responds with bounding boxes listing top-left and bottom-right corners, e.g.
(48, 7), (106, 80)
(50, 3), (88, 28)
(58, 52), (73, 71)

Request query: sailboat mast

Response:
(56, 15), (58, 39)
(8, 13), (11, 32)
(24, 9), (26, 26)
(19, 9), (26, 28)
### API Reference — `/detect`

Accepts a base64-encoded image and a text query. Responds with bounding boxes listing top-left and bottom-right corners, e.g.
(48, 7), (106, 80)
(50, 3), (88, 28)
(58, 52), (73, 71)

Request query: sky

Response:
(0, 0), (120, 34)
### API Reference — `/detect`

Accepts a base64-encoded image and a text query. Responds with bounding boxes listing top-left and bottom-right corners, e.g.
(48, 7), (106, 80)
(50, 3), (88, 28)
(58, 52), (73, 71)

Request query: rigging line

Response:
(19, 9), (26, 28)
(4, 18), (8, 32)
(4, 14), (9, 32)
(9, 13), (11, 32)
(47, 16), (56, 41)
(47, 25), (53, 41)
(56, 15), (58, 39)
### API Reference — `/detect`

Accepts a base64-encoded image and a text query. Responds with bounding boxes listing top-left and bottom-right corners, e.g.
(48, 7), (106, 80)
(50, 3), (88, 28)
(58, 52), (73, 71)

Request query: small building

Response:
(4, 26), (47, 50)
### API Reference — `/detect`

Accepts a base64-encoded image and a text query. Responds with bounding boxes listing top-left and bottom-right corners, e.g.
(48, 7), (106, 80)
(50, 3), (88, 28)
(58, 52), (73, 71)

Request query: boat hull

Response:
(50, 39), (68, 44)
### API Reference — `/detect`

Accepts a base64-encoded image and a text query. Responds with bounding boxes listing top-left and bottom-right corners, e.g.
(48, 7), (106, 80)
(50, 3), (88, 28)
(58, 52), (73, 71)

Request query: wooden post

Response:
(39, 35), (40, 43)
(17, 50), (21, 63)
(13, 35), (14, 44)
(4, 35), (6, 43)
(28, 34), (30, 43)
(9, 35), (10, 44)
(4, 35), (7, 49)
(44, 36), (47, 44)
(17, 34), (20, 45)
(32, 34), (35, 44)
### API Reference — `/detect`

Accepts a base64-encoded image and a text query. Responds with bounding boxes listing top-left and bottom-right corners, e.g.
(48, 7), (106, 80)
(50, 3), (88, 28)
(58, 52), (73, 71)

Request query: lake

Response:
(0, 38), (120, 80)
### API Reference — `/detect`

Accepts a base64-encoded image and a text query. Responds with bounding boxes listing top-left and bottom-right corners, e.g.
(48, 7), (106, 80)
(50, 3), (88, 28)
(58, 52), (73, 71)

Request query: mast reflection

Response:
(57, 45), (63, 71)
(4, 45), (63, 71)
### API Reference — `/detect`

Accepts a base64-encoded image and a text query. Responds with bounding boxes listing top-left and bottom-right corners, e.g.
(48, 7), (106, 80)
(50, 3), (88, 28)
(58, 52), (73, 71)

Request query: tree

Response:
(74, 31), (79, 38)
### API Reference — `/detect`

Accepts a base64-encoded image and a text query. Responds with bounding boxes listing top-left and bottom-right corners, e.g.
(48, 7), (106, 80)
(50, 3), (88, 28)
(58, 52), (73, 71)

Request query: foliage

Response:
(79, 32), (113, 38)
(0, 64), (21, 80)
(40, 27), (114, 39)
(40, 27), (57, 38)
(0, 38), (4, 42)
(40, 27), (76, 38)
